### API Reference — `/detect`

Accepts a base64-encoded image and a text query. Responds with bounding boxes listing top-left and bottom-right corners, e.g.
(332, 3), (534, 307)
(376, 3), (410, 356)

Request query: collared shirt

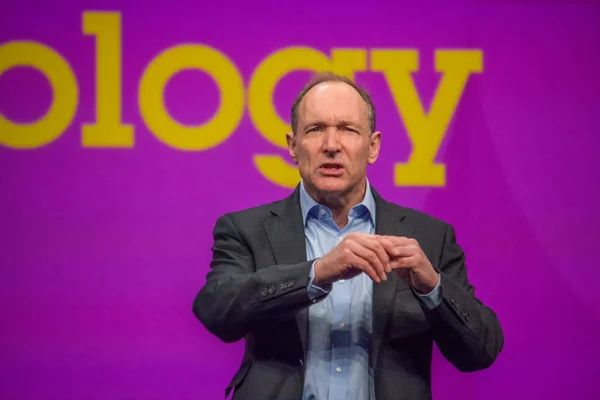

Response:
(299, 181), (441, 400)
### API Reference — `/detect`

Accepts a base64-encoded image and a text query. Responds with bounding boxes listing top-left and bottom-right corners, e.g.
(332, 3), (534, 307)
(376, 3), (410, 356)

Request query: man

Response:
(193, 72), (503, 400)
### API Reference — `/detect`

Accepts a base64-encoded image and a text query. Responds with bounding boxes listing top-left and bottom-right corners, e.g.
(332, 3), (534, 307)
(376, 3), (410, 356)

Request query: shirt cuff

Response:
(413, 273), (442, 309)
(307, 260), (332, 301)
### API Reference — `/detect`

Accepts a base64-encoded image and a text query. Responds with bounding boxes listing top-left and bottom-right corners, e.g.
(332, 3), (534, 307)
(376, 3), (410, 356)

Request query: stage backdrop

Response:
(1, 1), (599, 399)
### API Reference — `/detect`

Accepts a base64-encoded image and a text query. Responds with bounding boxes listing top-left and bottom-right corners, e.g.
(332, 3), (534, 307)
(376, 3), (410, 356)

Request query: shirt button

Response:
(339, 279), (345, 284)
(336, 367), (342, 373)
(319, 209), (326, 217)
(339, 322), (345, 329)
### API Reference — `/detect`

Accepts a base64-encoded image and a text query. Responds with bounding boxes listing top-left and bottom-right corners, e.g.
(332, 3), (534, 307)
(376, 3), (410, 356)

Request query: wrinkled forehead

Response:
(298, 82), (369, 127)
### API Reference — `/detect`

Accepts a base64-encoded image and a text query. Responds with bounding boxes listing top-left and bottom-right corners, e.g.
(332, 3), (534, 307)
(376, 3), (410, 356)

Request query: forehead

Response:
(298, 81), (369, 126)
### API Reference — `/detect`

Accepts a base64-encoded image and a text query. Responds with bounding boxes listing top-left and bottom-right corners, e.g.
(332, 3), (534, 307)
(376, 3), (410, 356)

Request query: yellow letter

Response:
(82, 11), (133, 147)
(248, 47), (367, 188)
(0, 41), (78, 149)
(371, 50), (482, 186)
(139, 44), (243, 150)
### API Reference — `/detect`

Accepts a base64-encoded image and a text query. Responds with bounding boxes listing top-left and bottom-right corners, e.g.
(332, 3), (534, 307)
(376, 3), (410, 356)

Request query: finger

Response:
(380, 236), (416, 249)
(364, 236), (391, 273)
(376, 236), (400, 260)
(348, 241), (387, 281)
(348, 253), (381, 283)
(362, 240), (389, 281)
(352, 235), (391, 274)
(379, 237), (420, 258)
(389, 245), (419, 259)
(389, 255), (419, 270)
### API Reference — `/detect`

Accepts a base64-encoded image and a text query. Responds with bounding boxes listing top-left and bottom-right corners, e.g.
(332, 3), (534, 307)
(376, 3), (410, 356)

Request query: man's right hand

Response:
(313, 233), (391, 285)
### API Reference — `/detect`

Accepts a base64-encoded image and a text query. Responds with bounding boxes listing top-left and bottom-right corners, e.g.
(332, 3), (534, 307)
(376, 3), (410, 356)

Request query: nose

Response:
(322, 128), (341, 156)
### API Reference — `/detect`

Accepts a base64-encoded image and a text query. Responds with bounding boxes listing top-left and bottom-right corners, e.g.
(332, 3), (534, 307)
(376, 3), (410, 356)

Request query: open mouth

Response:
(319, 163), (344, 176)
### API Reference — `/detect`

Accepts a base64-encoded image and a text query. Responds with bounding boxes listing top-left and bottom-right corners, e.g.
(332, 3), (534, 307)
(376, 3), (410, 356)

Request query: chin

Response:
(313, 177), (348, 194)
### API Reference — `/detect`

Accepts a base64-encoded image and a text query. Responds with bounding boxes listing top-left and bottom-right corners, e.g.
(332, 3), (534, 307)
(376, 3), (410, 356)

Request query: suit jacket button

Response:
(261, 288), (268, 297)
(288, 279), (296, 288)
(268, 284), (276, 294)
(280, 282), (288, 290)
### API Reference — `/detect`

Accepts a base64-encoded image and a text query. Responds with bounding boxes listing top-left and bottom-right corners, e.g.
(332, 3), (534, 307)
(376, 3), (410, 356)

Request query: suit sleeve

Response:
(192, 213), (321, 343)
(423, 223), (504, 372)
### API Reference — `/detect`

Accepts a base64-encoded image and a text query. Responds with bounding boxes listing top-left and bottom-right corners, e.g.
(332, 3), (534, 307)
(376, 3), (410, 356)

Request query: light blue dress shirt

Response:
(299, 180), (441, 400)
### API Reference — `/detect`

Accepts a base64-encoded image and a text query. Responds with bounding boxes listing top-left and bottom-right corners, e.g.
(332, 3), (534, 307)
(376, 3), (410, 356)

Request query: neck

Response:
(305, 179), (368, 229)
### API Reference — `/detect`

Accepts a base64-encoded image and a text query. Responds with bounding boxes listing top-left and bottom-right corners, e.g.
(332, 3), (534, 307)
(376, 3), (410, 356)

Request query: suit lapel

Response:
(371, 189), (415, 370)
(261, 186), (310, 357)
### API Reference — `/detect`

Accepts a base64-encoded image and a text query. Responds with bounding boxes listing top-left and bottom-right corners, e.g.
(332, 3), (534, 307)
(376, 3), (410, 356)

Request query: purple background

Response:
(1, 1), (600, 399)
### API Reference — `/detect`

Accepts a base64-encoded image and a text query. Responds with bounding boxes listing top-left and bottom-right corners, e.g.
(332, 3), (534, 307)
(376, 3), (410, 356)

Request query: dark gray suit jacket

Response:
(193, 185), (503, 399)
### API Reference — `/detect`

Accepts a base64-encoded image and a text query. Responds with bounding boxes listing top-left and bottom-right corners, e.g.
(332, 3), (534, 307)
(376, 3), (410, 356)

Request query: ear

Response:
(367, 131), (381, 164)
(286, 132), (299, 164)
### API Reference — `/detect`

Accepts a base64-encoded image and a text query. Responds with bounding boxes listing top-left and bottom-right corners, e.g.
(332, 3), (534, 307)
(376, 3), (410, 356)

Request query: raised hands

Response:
(314, 233), (439, 293)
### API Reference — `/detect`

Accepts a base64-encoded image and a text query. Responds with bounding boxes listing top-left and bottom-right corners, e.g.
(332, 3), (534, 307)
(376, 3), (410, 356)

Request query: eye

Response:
(307, 126), (323, 133)
(343, 126), (358, 133)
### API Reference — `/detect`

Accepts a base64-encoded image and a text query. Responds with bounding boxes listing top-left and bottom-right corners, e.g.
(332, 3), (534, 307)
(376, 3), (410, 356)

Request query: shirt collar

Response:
(299, 180), (376, 226)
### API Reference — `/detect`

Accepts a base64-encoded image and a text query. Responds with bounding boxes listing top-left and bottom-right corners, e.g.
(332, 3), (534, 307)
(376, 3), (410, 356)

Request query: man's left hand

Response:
(378, 236), (440, 294)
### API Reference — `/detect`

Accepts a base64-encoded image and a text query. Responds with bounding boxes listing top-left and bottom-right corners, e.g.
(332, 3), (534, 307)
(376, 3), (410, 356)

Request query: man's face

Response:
(286, 81), (381, 200)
